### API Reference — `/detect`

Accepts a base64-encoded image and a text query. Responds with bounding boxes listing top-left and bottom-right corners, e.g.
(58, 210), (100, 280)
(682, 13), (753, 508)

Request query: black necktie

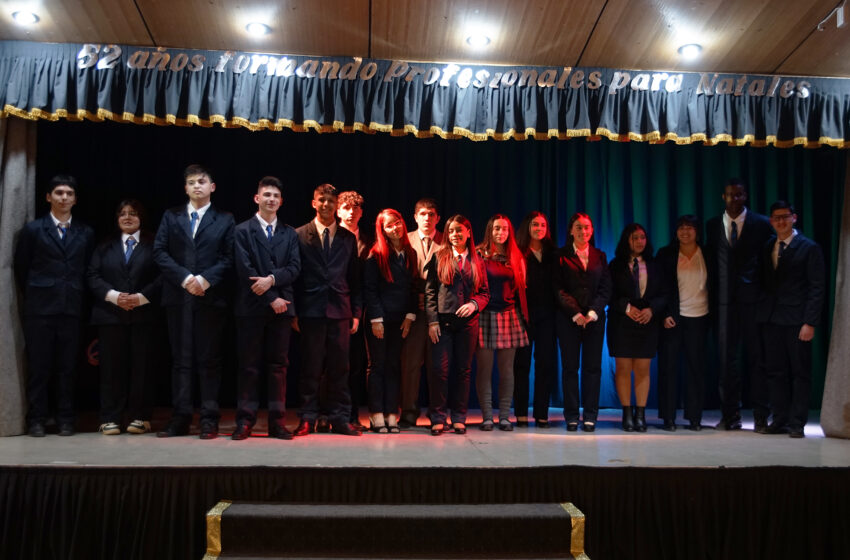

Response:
(730, 221), (738, 247)
(425, 237), (432, 253)
(632, 257), (641, 299)
(322, 228), (330, 257)
(778, 240), (787, 260)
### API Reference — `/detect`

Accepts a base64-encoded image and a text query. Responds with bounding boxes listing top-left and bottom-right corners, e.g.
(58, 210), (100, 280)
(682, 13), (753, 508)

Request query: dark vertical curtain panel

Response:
(36, 120), (844, 408)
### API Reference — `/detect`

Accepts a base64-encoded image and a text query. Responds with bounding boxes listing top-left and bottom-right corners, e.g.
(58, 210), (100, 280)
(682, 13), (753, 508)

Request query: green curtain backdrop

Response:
(35, 120), (844, 410)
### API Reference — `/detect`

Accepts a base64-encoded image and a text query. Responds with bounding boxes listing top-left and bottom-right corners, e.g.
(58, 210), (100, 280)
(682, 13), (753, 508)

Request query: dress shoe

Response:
(535, 419), (550, 428)
(788, 426), (805, 439)
(661, 421), (677, 432)
(764, 422), (789, 435)
(715, 416), (742, 431)
(687, 421), (703, 432)
(634, 407), (647, 432)
(293, 420), (313, 437)
(621, 406), (635, 432)
(566, 422), (579, 432)
(331, 423), (363, 436)
(315, 416), (331, 433)
(58, 423), (75, 437)
(157, 419), (190, 438)
(231, 425), (252, 441)
(269, 426), (294, 440)
(398, 419), (413, 430)
(199, 424), (219, 440)
(582, 421), (596, 432)
(28, 423), (46, 438)
(430, 424), (443, 436)
(453, 423), (467, 435)
(351, 421), (367, 433)
(753, 418), (768, 434)
(516, 419), (529, 428)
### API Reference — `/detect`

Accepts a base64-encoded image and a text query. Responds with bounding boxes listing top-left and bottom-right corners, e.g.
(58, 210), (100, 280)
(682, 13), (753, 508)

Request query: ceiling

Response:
(0, 0), (848, 77)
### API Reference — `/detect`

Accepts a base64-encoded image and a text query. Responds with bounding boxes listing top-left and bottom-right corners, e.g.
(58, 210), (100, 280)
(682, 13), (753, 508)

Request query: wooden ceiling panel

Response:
(136, 0), (369, 56)
(777, 16), (850, 77)
(371, 0), (606, 66)
(0, 0), (150, 44)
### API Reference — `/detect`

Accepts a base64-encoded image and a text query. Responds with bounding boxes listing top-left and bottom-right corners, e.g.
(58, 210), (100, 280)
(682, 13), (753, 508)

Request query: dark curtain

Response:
(35, 120), (844, 410)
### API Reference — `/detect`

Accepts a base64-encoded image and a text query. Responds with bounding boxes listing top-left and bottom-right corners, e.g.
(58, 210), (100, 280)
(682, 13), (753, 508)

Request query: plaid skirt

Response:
(478, 307), (530, 349)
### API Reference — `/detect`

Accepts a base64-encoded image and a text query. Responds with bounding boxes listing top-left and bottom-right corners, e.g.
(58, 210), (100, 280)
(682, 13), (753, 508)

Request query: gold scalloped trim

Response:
(3, 104), (846, 147)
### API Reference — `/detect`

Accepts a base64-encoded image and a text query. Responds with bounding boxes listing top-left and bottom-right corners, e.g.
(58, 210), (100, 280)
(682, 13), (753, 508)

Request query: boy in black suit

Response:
(293, 184), (362, 437)
(153, 164), (235, 439)
(232, 177), (301, 440)
(14, 175), (95, 437)
(758, 201), (825, 438)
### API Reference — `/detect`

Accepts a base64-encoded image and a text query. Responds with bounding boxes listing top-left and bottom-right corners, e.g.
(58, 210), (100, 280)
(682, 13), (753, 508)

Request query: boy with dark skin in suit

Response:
(15, 175), (95, 436)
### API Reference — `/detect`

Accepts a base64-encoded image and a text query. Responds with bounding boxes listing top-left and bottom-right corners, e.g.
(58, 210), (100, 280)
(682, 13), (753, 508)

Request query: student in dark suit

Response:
(704, 179), (773, 431)
(607, 224), (666, 432)
(554, 213), (611, 433)
(231, 177), (301, 441)
(363, 208), (417, 433)
(656, 215), (711, 431)
(758, 201), (825, 438)
(153, 164), (235, 439)
(399, 198), (443, 428)
(87, 199), (161, 435)
(514, 211), (558, 428)
(292, 183), (363, 437)
(14, 175), (95, 437)
(425, 214), (490, 435)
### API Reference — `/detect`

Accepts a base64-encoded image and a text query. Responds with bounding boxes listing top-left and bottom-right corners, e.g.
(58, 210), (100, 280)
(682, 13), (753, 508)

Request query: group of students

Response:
(14, 168), (825, 440)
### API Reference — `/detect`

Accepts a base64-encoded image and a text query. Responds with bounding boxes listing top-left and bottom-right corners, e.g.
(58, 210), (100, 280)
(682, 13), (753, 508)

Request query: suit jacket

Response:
(553, 245), (611, 319)
(153, 204), (235, 308)
(758, 233), (825, 326)
(14, 214), (95, 317)
(363, 252), (417, 322)
(87, 232), (162, 325)
(704, 210), (772, 306)
(524, 247), (557, 320)
(607, 255), (667, 318)
(424, 253), (490, 324)
(233, 216), (301, 317)
(655, 243), (711, 323)
(295, 221), (362, 319)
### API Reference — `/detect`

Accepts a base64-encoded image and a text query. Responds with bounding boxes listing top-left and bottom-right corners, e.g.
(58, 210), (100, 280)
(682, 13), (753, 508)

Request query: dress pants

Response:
(429, 314), (478, 425)
(235, 315), (292, 429)
(299, 317), (352, 426)
(365, 320), (403, 415)
(400, 308), (432, 424)
(514, 313), (557, 420)
(24, 315), (80, 426)
(657, 315), (708, 424)
(166, 304), (227, 425)
(556, 313), (605, 423)
(715, 302), (769, 422)
(348, 326), (368, 423)
(762, 323), (812, 429)
(98, 323), (156, 423)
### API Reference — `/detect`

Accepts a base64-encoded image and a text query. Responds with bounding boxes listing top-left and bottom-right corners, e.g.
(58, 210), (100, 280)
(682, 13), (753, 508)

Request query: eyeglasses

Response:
(770, 214), (794, 222)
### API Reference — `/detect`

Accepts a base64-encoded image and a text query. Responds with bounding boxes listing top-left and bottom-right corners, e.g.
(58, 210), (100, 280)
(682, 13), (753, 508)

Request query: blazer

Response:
(153, 204), (235, 308)
(294, 221), (362, 320)
(524, 247), (557, 320)
(553, 245), (611, 319)
(87, 232), (162, 325)
(233, 216), (301, 317)
(424, 253), (490, 324)
(607, 255), (667, 318)
(363, 252), (417, 322)
(757, 233), (825, 327)
(655, 243), (711, 323)
(14, 214), (95, 317)
(704, 210), (772, 306)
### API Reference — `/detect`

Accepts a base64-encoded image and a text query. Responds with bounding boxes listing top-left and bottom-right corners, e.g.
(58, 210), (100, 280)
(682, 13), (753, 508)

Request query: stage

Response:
(2, 408), (849, 559)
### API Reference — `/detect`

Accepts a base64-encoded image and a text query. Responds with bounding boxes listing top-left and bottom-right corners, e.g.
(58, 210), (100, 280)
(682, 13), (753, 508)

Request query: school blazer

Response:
(655, 243), (712, 323)
(607, 255), (667, 318)
(424, 254), (490, 324)
(704, 211), (772, 306)
(553, 245), (611, 319)
(363, 252), (418, 322)
(757, 233), (825, 327)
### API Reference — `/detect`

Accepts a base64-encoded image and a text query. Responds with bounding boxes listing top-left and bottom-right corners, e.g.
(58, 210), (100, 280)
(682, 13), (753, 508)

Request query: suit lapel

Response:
(42, 216), (65, 252)
(252, 218), (275, 259)
(176, 208), (193, 241)
(194, 206), (217, 239)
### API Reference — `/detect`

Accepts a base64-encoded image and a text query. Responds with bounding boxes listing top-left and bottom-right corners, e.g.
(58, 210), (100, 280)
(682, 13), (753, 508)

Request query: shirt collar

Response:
(573, 243), (589, 255)
(452, 247), (469, 259)
(723, 207), (748, 227)
(187, 201), (211, 218)
(256, 213), (277, 230)
(778, 229), (798, 244)
(314, 218), (337, 238)
(121, 231), (140, 244)
(50, 212), (71, 226)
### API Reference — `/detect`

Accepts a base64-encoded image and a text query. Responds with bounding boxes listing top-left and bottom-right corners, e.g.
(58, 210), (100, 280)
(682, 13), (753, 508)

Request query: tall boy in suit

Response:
(231, 176), (301, 440)
(154, 164), (235, 439)
(15, 175), (95, 437)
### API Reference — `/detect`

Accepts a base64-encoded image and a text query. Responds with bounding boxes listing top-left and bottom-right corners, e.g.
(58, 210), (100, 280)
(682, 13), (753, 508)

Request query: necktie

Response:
(266, 224), (273, 241)
(125, 237), (136, 263)
(456, 254), (464, 271)
(57, 223), (68, 241)
(425, 237), (432, 253)
(190, 211), (199, 237)
(778, 240), (787, 259)
(322, 228), (330, 257)
(730, 221), (738, 247)
(632, 257), (641, 299)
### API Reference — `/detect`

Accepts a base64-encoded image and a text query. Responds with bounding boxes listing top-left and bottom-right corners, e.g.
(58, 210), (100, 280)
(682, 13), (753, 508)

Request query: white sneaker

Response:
(126, 420), (151, 434)
(99, 422), (120, 435)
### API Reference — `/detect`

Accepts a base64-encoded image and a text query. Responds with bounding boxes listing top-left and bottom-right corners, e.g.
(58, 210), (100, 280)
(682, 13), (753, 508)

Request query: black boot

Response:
(634, 406), (647, 432)
(622, 406), (635, 432)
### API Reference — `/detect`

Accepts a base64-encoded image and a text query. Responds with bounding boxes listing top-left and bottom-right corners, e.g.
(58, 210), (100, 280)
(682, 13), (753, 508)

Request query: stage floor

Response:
(2, 408), (848, 469)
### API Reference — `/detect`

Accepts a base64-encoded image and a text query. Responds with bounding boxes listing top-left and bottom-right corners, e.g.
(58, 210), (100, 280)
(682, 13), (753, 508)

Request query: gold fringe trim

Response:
(2, 104), (846, 147)
(560, 502), (590, 560)
(202, 500), (232, 560)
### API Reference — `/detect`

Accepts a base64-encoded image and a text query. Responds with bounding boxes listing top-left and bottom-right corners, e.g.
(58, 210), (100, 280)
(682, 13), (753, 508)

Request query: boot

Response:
(634, 406), (647, 432)
(621, 406), (635, 432)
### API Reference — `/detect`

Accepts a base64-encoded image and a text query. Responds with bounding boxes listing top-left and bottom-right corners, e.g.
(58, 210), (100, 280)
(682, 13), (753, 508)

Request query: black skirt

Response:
(606, 311), (659, 359)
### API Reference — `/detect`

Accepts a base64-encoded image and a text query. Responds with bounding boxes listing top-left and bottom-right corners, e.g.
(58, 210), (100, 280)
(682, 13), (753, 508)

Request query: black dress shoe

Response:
(28, 423), (46, 437)
(516, 419), (529, 428)
(199, 424), (219, 440)
(687, 421), (703, 432)
(661, 421), (677, 432)
(331, 423), (363, 436)
(753, 418), (768, 434)
(764, 422), (789, 435)
(430, 424), (443, 436)
(157, 420), (190, 438)
(566, 422), (579, 432)
(582, 421), (596, 433)
(293, 420), (313, 437)
(398, 420), (413, 430)
(715, 416), (742, 431)
(269, 426), (294, 440)
(58, 423), (75, 437)
(315, 416), (331, 433)
(453, 423), (467, 434)
(535, 419), (550, 429)
(633, 407), (647, 432)
(621, 407), (635, 432)
(351, 421), (367, 433)
(788, 426), (805, 439)
(231, 425), (252, 441)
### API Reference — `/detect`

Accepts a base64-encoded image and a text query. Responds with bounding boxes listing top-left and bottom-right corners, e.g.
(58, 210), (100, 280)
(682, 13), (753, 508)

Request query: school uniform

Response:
(606, 255), (666, 358)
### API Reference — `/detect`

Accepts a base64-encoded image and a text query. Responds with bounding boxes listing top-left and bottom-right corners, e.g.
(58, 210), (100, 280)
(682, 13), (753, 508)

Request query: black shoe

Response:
(293, 420), (313, 437)
(499, 419), (514, 431)
(479, 421), (494, 432)
(231, 425), (252, 441)
(764, 422), (789, 435)
(634, 407), (647, 432)
(269, 426), (294, 440)
(28, 423), (46, 437)
(430, 424), (443, 436)
(331, 423), (363, 436)
(753, 418), (768, 434)
(715, 416), (742, 431)
(315, 416), (331, 433)
(622, 406), (635, 432)
(398, 419), (413, 430)
(566, 422), (579, 432)
(351, 421), (367, 433)
(58, 423), (75, 437)
(453, 423), (467, 434)
(789, 426), (805, 439)
(535, 419), (550, 429)
(199, 423), (219, 440)
(687, 421), (703, 432)
(157, 419), (190, 438)
(582, 421), (596, 432)
(661, 420), (677, 432)
(516, 419), (529, 428)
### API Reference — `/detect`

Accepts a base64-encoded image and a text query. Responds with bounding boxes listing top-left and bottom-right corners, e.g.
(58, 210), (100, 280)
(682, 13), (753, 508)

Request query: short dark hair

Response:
(674, 214), (702, 243)
(258, 176), (283, 193)
(183, 164), (213, 183)
(615, 223), (653, 260)
(769, 200), (796, 215)
(414, 198), (439, 214)
(48, 174), (78, 194)
(338, 191), (364, 207)
(314, 183), (337, 197)
(115, 199), (147, 228)
(724, 177), (746, 193)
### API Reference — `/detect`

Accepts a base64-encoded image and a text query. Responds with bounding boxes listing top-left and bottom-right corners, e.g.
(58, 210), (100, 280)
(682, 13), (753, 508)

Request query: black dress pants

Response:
(513, 312), (557, 420)
(365, 320), (403, 415)
(24, 315), (80, 426)
(98, 322), (156, 423)
(762, 323), (811, 429)
(235, 314), (292, 429)
(657, 315), (708, 423)
(556, 313), (605, 423)
(715, 302), (769, 422)
(299, 318), (352, 426)
(428, 314), (478, 425)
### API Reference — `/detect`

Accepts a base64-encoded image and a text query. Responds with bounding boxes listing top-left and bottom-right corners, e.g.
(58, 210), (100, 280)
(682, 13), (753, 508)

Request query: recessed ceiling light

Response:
(677, 43), (702, 60)
(465, 33), (491, 48)
(245, 22), (271, 37)
(12, 11), (39, 25)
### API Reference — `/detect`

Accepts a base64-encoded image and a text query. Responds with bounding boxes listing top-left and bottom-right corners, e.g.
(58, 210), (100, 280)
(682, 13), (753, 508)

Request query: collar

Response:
(256, 213), (278, 230)
(778, 229), (798, 245)
(723, 207), (748, 227)
(314, 218), (337, 238)
(50, 212), (72, 226)
(573, 243), (589, 255)
(187, 201), (211, 217)
(452, 247), (469, 259)
(121, 231), (141, 244)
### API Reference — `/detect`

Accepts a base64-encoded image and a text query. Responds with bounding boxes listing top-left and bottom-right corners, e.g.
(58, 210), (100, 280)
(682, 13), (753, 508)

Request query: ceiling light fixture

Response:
(245, 22), (271, 37)
(677, 43), (702, 60)
(465, 33), (491, 48)
(12, 11), (39, 25)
